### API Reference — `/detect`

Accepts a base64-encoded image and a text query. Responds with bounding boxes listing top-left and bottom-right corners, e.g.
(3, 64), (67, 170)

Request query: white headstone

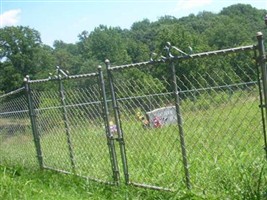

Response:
(146, 106), (177, 128)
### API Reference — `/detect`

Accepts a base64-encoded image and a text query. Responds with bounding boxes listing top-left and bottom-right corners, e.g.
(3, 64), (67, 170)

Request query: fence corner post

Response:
(256, 32), (267, 159)
(24, 75), (44, 169)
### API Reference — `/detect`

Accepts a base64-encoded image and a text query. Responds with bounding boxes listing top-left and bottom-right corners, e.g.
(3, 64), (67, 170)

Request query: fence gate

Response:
(1, 33), (267, 195)
(104, 33), (267, 192)
(24, 67), (119, 184)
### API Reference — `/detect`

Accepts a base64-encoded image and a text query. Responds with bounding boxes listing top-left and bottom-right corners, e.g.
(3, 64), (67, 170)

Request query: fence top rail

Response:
(0, 87), (25, 99)
(177, 44), (256, 60)
(25, 72), (99, 84)
(108, 44), (256, 71)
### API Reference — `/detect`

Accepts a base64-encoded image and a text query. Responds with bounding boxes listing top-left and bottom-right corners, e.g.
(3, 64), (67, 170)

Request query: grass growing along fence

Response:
(0, 164), (199, 200)
(1, 86), (266, 199)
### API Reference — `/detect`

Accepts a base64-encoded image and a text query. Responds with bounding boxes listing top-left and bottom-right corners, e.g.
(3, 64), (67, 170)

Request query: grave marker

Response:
(146, 106), (177, 128)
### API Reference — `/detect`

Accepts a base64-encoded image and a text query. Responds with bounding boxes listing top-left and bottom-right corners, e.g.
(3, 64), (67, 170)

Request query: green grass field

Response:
(0, 164), (201, 200)
(0, 88), (267, 199)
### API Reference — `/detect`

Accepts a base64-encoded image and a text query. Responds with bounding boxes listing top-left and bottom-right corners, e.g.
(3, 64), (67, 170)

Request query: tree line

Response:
(0, 3), (267, 93)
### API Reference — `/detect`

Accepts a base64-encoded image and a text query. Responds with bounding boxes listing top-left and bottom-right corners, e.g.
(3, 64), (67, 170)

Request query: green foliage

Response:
(0, 62), (23, 91)
(53, 40), (82, 74)
(1, 4), (267, 199)
(79, 25), (132, 65)
(0, 165), (197, 200)
(36, 95), (62, 133)
(1, 90), (266, 199)
(115, 68), (166, 97)
(1, 4), (267, 93)
(0, 26), (55, 92)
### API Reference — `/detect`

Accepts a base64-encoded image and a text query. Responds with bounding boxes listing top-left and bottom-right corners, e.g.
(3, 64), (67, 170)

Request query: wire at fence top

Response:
(108, 45), (256, 71)
(27, 72), (99, 84)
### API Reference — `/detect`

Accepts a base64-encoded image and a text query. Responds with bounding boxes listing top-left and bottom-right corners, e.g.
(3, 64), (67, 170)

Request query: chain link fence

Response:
(106, 47), (265, 191)
(25, 70), (118, 184)
(0, 88), (38, 167)
(0, 35), (267, 195)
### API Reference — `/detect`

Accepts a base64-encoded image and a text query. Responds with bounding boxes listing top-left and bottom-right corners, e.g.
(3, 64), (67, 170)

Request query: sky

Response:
(1, 0), (267, 46)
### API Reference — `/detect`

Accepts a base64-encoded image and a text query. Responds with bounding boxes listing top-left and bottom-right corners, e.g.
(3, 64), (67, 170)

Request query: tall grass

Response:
(0, 88), (267, 199)
(0, 165), (198, 200)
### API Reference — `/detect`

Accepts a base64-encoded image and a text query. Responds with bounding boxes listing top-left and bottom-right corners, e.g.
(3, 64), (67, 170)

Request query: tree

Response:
(0, 26), (55, 92)
(53, 40), (82, 74)
(0, 26), (42, 76)
(87, 25), (131, 65)
(0, 61), (23, 92)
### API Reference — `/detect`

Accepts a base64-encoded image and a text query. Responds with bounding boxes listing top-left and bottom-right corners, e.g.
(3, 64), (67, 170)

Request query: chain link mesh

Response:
(0, 47), (266, 194)
(0, 88), (38, 168)
(28, 75), (115, 183)
(111, 71), (185, 189)
(108, 52), (264, 191)
(178, 62), (263, 193)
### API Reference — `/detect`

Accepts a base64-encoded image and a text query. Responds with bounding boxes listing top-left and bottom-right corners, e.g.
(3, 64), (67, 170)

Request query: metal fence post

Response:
(170, 61), (191, 189)
(24, 76), (44, 169)
(256, 32), (267, 159)
(98, 66), (120, 184)
(105, 59), (130, 184)
(166, 43), (191, 189)
(57, 67), (76, 172)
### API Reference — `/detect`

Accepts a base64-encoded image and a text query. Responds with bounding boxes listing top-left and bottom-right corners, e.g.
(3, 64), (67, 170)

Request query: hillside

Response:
(0, 3), (266, 92)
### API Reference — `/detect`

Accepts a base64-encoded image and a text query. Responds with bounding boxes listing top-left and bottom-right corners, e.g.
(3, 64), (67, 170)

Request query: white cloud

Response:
(174, 0), (213, 11)
(0, 9), (21, 27)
